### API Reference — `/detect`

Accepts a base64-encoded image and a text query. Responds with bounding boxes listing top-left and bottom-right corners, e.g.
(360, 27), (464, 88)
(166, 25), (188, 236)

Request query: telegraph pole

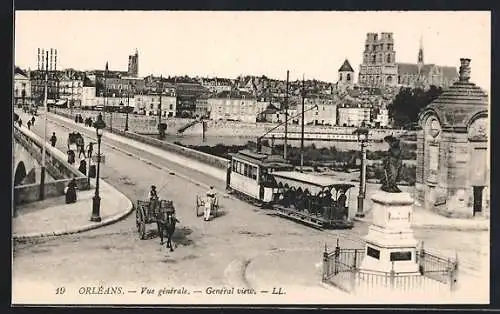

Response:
(104, 62), (108, 123)
(158, 75), (163, 139)
(300, 75), (305, 172)
(284, 70), (289, 160)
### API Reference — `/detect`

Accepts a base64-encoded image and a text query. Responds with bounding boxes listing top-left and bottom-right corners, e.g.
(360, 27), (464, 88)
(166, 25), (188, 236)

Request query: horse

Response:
(155, 201), (177, 251)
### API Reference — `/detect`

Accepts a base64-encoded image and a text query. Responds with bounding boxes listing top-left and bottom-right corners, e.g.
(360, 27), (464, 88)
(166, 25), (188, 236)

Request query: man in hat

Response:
(204, 186), (216, 221)
(149, 185), (159, 214)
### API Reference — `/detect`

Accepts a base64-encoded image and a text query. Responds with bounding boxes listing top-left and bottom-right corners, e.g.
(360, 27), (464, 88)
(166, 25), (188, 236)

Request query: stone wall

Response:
(14, 178), (89, 205)
(110, 128), (230, 170)
(13, 125), (90, 205)
(52, 107), (405, 139)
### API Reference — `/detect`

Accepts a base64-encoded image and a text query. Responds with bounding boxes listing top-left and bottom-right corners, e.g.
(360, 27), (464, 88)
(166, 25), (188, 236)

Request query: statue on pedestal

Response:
(381, 135), (403, 193)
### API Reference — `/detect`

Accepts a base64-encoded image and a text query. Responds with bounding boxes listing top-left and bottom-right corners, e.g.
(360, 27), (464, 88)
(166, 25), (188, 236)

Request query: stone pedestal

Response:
(360, 191), (419, 274)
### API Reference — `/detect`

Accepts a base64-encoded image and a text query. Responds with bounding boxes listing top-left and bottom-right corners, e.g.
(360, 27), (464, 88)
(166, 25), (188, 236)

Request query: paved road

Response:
(13, 111), (488, 293)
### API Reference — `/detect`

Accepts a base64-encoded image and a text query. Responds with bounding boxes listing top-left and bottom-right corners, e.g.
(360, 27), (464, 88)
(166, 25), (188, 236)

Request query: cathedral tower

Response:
(128, 49), (139, 77)
(358, 32), (398, 88)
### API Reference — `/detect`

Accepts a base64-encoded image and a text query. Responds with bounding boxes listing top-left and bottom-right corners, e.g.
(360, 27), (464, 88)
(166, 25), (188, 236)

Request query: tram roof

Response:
(272, 171), (355, 189)
(229, 150), (291, 168)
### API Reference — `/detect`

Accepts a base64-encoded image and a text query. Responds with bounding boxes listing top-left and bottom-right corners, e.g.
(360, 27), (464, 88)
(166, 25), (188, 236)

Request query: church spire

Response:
(418, 35), (424, 65)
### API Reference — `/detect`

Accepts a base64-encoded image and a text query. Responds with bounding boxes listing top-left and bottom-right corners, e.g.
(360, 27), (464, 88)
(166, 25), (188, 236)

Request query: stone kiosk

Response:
(415, 58), (489, 218)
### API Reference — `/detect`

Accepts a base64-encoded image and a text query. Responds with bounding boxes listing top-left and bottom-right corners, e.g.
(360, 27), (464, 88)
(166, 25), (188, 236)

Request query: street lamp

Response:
(125, 82), (132, 132)
(90, 113), (106, 222)
(353, 125), (369, 218)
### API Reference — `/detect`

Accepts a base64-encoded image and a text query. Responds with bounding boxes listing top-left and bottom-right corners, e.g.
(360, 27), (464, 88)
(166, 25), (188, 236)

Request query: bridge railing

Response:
(13, 125), (90, 206)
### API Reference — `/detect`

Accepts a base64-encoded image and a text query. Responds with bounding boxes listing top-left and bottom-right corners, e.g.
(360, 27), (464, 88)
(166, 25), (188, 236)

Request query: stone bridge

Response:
(13, 136), (44, 186)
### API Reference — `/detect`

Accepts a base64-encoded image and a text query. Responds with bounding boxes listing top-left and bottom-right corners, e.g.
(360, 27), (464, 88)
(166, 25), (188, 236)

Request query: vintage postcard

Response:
(12, 10), (490, 305)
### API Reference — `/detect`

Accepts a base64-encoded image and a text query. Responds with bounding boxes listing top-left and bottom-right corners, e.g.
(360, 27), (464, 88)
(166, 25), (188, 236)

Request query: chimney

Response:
(459, 58), (471, 82)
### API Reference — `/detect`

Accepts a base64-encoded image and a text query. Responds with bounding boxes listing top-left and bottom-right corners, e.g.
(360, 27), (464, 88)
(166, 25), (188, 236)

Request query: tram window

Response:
(252, 166), (257, 180)
(238, 161), (243, 174)
(244, 164), (249, 177)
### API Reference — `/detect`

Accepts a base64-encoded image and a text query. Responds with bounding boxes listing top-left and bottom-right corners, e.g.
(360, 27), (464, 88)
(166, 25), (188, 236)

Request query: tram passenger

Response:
(204, 186), (216, 221)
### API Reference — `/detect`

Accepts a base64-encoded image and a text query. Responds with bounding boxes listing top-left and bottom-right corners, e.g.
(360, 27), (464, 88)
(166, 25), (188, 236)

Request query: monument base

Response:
(360, 191), (420, 274)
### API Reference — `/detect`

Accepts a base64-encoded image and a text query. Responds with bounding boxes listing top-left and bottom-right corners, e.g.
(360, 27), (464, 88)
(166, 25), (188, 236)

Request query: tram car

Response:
(227, 149), (355, 229)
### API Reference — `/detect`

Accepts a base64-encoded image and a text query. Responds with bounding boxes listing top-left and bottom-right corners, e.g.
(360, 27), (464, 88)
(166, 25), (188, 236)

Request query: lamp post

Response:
(90, 113), (106, 222)
(125, 82), (132, 132)
(353, 126), (369, 218)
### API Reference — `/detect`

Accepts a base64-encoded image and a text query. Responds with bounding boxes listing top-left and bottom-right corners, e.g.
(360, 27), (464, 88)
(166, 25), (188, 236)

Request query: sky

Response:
(14, 11), (490, 90)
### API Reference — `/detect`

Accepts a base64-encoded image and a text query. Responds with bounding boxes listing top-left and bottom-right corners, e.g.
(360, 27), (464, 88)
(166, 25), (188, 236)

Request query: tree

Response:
(387, 85), (443, 128)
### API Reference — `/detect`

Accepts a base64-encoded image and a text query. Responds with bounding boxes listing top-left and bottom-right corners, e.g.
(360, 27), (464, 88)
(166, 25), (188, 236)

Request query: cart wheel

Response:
(139, 221), (146, 240)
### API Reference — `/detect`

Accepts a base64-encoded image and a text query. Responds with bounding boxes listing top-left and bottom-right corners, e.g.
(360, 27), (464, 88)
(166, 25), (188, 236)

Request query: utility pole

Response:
(300, 74), (305, 173)
(158, 75), (163, 139)
(103, 62), (108, 121)
(70, 76), (74, 115)
(39, 49), (49, 200)
(284, 70), (289, 160)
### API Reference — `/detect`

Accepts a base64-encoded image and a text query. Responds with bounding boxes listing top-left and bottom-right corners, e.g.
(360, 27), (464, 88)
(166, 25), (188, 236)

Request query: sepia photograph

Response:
(12, 10), (490, 305)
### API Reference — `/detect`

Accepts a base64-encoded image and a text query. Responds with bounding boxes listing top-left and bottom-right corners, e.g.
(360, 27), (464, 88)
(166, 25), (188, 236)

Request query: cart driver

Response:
(149, 185), (159, 212)
(204, 186), (216, 221)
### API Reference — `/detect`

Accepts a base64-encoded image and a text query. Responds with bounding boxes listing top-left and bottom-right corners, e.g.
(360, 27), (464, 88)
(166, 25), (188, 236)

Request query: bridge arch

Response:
(14, 161), (27, 186)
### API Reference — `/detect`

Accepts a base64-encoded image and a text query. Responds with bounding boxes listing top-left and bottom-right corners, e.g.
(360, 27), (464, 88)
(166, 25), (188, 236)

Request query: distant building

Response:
(358, 32), (458, 89)
(337, 101), (371, 127)
(200, 77), (232, 94)
(195, 93), (210, 118)
(134, 93), (176, 117)
(208, 90), (259, 122)
(176, 83), (208, 118)
(58, 70), (85, 108)
(337, 59), (355, 90)
(289, 96), (337, 126)
(14, 67), (31, 107)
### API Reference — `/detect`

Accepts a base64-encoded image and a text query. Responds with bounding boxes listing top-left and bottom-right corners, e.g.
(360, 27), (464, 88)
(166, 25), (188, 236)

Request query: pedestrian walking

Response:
(18, 119), (22, 127)
(87, 142), (94, 159)
(50, 132), (57, 147)
(77, 133), (85, 159)
(64, 178), (78, 204)
(27, 120), (31, 130)
(78, 159), (87, 176)
(31, 116), (35, 126)
(67, 149), (75, 165)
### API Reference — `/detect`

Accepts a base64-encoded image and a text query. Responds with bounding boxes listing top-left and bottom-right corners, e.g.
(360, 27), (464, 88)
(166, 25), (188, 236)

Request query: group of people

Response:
(66, 131), (94, 164)
(16, 116), (36, 130)
(147, 185), (217, 223)
(74, 114), (94, 127)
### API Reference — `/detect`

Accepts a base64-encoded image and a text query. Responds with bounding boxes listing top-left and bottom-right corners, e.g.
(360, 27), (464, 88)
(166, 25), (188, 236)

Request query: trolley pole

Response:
(300, 75), (305, 173)
(283, 70), (289, 160)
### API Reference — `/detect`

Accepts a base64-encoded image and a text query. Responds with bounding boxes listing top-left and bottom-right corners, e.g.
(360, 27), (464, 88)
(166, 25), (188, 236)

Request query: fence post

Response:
(418, 241), (425, 274)
(390, 261), (395, 291)
(350, 252), (358, 294)
(334, 238), (340, 275)
(322, 243), (329, 282)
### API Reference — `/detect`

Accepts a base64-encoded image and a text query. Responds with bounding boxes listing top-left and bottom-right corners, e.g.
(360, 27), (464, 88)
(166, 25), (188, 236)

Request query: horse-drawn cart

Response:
(136, 199), (175, 240)
(195, 195), (219, 218)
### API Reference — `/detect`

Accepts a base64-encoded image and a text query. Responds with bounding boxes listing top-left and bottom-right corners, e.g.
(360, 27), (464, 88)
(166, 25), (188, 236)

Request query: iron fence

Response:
(322, 238), (458, 294)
